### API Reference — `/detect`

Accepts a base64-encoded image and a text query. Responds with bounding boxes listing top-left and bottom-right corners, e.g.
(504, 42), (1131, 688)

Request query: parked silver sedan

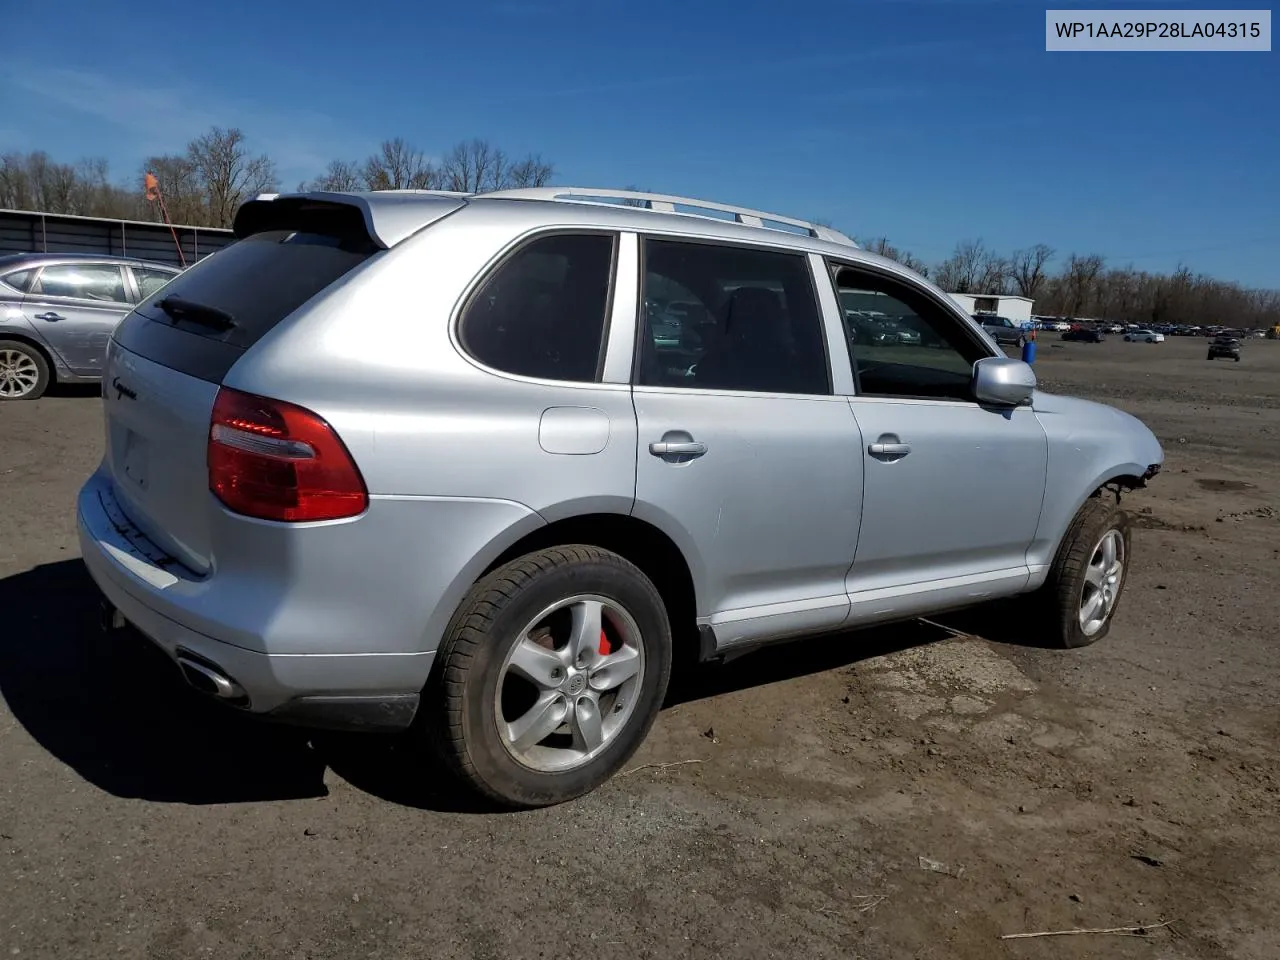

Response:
(0, 253), (181, 399)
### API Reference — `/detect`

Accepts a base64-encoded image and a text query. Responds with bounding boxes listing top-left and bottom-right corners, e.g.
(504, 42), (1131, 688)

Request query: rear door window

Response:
(636, 238), (830, 395)
(32, 263), (129, 303)
(114, 224), (379, 383)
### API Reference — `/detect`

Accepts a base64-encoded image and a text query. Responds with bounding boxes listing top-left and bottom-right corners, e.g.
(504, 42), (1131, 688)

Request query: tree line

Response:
(860, 236), (1279, 330)
(0, 128), (554, 231)
(1, 131), (1274, 328)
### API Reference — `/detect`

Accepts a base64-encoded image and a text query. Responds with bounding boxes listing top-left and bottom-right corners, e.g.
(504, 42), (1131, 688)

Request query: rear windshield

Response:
(114, 228), (378, 382)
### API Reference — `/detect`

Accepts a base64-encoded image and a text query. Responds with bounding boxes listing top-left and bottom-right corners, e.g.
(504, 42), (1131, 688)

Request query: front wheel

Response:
(424, 545), (673, 808)
(1033, 497), (1132, 648)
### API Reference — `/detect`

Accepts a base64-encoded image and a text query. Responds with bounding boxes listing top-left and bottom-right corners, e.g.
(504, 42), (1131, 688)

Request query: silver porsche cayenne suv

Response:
(77, 187), (1163, 807)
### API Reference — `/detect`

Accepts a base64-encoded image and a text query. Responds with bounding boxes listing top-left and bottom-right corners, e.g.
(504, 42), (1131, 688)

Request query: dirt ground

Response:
(1, 335), (1277, 960)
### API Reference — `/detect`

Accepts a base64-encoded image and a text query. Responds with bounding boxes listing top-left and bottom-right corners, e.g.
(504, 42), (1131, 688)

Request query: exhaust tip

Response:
(176, 654), (248, 704)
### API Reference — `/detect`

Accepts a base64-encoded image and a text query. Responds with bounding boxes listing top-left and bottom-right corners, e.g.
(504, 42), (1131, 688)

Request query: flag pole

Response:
(144, 172), (188, 268)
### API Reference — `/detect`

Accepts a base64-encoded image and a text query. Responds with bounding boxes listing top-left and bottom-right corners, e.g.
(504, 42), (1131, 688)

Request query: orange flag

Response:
(144, 172), (160, 201)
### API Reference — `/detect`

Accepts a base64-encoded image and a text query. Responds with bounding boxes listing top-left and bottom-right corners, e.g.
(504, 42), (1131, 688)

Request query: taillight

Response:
(208, 387), (368, 522)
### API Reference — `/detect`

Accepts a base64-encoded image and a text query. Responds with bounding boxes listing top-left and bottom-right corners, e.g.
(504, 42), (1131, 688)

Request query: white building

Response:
(948, 293), (1034, 326)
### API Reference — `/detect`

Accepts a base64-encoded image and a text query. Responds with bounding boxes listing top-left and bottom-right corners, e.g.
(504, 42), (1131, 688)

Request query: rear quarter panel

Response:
(0, 307), (72, 378)
(221, 206), (640, 655)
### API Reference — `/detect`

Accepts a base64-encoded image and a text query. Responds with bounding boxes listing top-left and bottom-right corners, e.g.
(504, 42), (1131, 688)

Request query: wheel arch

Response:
(1030, 465), (1155, 585)
(477, 512), (700, 660)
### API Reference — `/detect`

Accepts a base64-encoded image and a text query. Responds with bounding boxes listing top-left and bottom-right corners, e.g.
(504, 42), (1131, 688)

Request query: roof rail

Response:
(364, 189), (476, 198)
(476, 186), (857, 247)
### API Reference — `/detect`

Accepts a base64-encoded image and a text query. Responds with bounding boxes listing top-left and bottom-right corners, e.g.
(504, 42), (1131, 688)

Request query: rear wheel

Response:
(0, 340), (50, 401)
(1033, 497), (1132, 648)
(425, 545), (672, 808)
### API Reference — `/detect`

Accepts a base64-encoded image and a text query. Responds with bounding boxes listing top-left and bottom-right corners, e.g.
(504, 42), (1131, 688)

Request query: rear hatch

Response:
(101, 195), (453, 574)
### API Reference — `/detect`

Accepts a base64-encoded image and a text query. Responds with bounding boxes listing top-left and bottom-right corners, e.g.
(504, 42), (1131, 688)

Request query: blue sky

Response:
(1, 0), (1276, 288)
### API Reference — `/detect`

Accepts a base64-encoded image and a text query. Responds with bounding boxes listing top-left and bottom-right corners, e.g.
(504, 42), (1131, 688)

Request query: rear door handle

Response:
(34, 312), (65, 322)
(868, 442), (911, 457)
(649, 441), (707, 457)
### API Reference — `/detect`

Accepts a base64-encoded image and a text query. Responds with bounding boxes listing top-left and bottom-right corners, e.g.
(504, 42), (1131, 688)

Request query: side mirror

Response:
(972, 355), (1036, 407)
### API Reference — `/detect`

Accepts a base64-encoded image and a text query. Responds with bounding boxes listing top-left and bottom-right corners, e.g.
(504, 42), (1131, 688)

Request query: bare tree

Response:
(504, 153), (554, 188)
(1063, 253), (1105, 318)
(440, 138), (504, 193)
(0, 154), (29, 209)
(141, 153), (206, 225)
(1010, 243), (1054, 299)
(186, 127), (277, 227)
(362, 138), (436, 191)
(935, 239), (987, 293)
(897, 252), (929, 277)
(302, 159), (363, 192)
(862, 236), (895, 257)
(976, 252), (1009, 295)
(859, 236), (929, 276)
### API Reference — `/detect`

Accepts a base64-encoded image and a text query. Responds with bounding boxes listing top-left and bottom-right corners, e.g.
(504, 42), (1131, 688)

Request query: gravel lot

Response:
(2, 335), (1278, 959)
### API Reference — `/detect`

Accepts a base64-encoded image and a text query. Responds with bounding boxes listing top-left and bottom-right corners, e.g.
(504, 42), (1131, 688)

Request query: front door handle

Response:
(868, 442), (910, 456)
(649, 440), (707, 457)
(34, 312), (65, 322)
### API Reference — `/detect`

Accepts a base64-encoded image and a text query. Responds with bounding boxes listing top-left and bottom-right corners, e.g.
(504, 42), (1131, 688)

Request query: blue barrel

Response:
(1021, 339), (1037, 364)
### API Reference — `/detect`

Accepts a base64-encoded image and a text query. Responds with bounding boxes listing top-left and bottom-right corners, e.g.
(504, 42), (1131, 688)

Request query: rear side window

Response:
(115, 224), (378, 383)
(459, 233), (615, 383)
(2, 269), (33, 292)
(132, 267), (178, 300)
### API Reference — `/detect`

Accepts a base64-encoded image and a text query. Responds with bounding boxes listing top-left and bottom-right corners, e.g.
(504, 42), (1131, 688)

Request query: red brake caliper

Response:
(598, 630), (612, 656)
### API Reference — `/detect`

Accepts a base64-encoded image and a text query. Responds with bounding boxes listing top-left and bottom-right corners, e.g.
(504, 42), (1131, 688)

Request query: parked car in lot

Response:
(1207, 335), (1241, 361)
(1124, 329), (1165, 343)
(0, 253), (181, 400)
(77, 187), (1164, 808)
(972, 314), (1027, 347)
(1062, 327), (1106, 343)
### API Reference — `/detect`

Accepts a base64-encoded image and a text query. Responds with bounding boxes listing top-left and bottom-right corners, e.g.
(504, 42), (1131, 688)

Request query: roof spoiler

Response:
(233, 191), (468, 248)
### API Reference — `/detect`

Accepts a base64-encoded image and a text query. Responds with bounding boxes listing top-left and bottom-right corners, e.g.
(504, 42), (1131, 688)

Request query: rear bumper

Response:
(76, 469), (437, 729)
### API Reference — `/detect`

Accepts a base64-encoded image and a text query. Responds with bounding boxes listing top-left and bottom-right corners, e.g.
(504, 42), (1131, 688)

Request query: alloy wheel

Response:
(0, 349), (40, 399)
(494, 594), (645, 773)
(1079, 529), (1125, 636)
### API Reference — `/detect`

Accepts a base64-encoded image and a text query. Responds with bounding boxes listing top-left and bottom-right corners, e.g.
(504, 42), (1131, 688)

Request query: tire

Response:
(1033, 496), (1132, 649)
(1207, 353), (1215, 360)
(0, 339), (51, 401)
(424, 545), (673, 808)
(1016, 336), (1026, 348)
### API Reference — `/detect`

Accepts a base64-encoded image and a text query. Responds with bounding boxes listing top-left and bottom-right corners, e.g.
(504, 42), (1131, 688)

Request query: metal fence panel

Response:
(0, 209), (235, 267)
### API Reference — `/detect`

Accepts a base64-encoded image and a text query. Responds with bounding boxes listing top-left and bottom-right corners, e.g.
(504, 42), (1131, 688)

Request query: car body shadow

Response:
(0, 559), (1042, 813)
(0, 559), (329, 805)
(45, 383), (103, 399)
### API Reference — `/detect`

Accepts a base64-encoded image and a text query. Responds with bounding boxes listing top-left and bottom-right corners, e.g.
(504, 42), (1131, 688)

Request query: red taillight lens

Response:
(208, 387), (368, 522)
